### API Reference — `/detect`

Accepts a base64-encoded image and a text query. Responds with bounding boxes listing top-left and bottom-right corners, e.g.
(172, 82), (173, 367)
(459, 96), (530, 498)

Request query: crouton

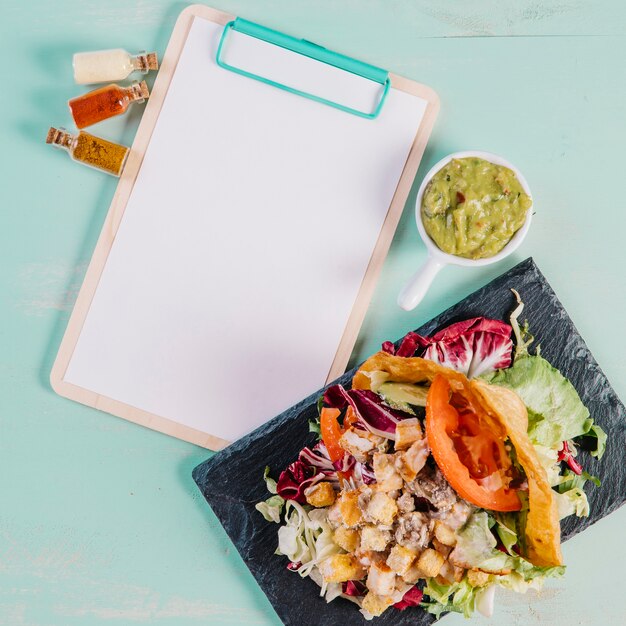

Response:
(386, 544), (418, 576)
(434, 521), (457, 547)
(394, 418), (423, 451)
(305, 481), (336, 508)
(360, 525), (392, 552)
(396, 439), (429, 482)
(361, 592), (393, 617)
(432, 538), (452, 558)
(467, 569), (491, 587)
(436, 559), (455, 584)
(318, 554), (365, 583)
(417, 548), (445, 578)
(333, 526), (359, 553)
(437, 559), (464, 584)
(366, 492), (398, 526)
(373, 453), (403, 492)
(401, 560), (424, 584)
(366, 562), (397, 596)
(338, 490), (362, 527)
(453, 565), (465, 583)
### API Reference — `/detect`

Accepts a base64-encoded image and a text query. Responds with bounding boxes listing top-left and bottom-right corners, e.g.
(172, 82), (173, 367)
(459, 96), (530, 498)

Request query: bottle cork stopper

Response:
(138, 80), (149, 99)
(46, 126), (73, 149)
(146, 52), (158, 71)
(45, 127), (59, 144)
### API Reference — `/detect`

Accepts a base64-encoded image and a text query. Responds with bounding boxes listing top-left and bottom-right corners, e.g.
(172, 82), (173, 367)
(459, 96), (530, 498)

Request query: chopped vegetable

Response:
(342, 580), (367, 597)
(484, 355), (594, 449)
(256, 495), (285, 523)
(383, 317), (513, 379)
(425, 375), (522, 512)
(557, 441), (582, 475)
(322, 384), (412, 440)
(277, 443), (337, 503)
(418, 317), (514, 378)
(255, 466), (286, 522)
(449, 511), (564, 581)
(393, 585), (424, 610)
(320, 408), (344, 463)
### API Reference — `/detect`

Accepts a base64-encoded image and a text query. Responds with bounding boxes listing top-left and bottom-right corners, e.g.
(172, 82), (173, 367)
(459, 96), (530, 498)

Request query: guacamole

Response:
(421, 157), (532, 259)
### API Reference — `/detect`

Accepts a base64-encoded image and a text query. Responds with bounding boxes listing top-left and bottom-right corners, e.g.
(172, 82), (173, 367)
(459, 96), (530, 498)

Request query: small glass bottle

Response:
(69, 81), (150, 129)
(46, 127), (129, 177)
(73, 49), (158, 84)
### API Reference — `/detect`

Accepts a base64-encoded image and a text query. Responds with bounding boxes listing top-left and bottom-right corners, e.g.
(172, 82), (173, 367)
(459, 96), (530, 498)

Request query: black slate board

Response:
(193, 258), (626, 626)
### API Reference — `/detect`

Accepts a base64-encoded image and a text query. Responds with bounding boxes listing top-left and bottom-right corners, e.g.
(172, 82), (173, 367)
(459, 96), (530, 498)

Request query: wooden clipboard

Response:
(50, 4), (439, 450)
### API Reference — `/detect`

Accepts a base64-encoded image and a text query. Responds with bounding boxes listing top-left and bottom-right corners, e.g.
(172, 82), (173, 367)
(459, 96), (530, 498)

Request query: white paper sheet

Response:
(64, 17), (427, 441)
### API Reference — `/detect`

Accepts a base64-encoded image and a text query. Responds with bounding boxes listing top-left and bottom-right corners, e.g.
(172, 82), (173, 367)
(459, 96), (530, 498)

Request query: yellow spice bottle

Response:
(46, 127), (129, 177)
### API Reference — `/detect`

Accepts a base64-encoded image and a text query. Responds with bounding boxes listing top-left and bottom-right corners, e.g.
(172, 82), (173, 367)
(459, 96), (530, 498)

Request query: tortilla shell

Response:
(472, 379), (562, 567)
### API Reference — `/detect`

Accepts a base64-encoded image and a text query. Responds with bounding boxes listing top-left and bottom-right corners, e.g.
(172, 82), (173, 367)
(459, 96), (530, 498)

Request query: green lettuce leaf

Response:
(587, 424), (607, 459)
(451, 512), (565, 579)
(555, 487), (589, 518)
(256, 466), (285, 523)
(263, 466), (278, 494)
(532, 444), (562, 486)
(449, 511), (498, 567)
(497, 569), (560, 593)
(424, 511), (565, 618)
(255, 495), (285, 523)
(558, 469), (601, 491)
(422, 578), (479, 618)
(493, 513), (518, 554)
(551, 468), (599, 519)
(483, 355), (592, 448)
(308, 418), (321, 437)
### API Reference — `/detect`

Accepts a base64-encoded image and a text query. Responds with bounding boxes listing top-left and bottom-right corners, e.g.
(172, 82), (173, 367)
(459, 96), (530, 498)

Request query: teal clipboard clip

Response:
(216, 18), (391, 120)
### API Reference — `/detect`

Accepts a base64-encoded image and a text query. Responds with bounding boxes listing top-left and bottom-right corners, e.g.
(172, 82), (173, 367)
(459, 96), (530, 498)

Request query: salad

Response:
(256, 292), (606, 620)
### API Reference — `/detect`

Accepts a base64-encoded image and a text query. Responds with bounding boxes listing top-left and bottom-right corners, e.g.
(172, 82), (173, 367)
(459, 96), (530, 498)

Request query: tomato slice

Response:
(320, 407), (344, 463)
(425, 375), (522, 512)
(343, 406), (358, 430)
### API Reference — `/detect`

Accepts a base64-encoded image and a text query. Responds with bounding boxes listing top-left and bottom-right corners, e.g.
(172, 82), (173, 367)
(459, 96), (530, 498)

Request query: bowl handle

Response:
(397, 256), (444, 311)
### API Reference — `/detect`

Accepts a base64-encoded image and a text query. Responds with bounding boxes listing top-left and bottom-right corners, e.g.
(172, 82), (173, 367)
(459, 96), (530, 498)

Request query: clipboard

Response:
(50, 4), (439, 450)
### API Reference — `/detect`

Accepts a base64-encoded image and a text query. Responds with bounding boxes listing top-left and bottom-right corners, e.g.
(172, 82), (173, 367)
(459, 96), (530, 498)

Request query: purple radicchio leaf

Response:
(276, 460), (323, 503)
(354, 461), (376, 485)
(381, 331), (428, 357)
(323, 385), (412, 440)
(342, 580), (367, 597)
(420, 317), (513, 378)
(277, 443), (338, 503)
(332, 454), (356, 474)
(347, 389), (413, 440)
(322, 384), (351, 409)
(395, 331), (425, 357)
(383, 317), (513, 378)
(381, 340), (396, 355)
(299, 441), (336, 474)
(393, 586), (424, 610)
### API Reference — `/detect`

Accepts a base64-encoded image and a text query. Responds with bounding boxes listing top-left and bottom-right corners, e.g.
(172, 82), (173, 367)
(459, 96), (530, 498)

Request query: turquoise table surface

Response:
(1, 1), (625, 624)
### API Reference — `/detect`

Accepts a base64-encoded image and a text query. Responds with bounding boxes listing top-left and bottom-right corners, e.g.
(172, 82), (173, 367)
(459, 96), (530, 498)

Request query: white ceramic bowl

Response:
(397, 151), (533, 311)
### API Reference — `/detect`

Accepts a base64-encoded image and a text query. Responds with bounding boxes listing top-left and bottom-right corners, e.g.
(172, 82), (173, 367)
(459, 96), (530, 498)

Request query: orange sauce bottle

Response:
(69, 81), (149, 129)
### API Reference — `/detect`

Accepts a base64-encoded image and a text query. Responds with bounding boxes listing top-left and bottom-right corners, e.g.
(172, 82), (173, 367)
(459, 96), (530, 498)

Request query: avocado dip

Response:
(421, 157), (532, 259)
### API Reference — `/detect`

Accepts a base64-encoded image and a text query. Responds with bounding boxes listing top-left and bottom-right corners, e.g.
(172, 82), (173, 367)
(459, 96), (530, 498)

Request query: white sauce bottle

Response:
(73, 49), (158, 84)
